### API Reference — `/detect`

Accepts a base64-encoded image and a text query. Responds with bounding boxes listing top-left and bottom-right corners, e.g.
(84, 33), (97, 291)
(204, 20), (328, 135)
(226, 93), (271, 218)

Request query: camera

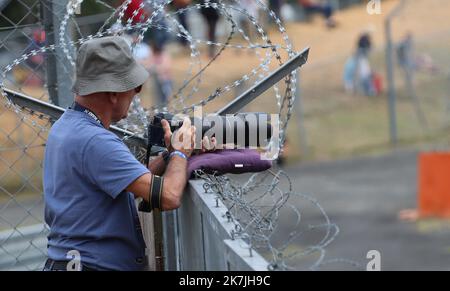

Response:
(147, 112), (274, 150)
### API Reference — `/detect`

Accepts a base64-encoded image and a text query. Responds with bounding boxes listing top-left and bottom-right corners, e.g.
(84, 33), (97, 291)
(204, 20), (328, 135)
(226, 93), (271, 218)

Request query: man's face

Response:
(111, 85), (142, 122)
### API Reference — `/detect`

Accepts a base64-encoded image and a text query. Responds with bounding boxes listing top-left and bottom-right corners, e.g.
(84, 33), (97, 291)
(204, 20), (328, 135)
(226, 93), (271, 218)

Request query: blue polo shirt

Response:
(43, 109), (149, 271)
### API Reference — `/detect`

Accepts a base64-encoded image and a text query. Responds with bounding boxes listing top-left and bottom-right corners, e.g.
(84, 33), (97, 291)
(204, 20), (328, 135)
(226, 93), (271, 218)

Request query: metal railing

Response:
(160, 180), (269, 271)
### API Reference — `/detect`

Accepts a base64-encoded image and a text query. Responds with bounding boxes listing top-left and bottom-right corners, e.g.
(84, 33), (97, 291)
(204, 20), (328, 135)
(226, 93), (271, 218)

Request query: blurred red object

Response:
(372, 72), (383, 96)
(120, 0), (148, 24)
(33, 28), (46, 43)
(418, 153), (450, 218)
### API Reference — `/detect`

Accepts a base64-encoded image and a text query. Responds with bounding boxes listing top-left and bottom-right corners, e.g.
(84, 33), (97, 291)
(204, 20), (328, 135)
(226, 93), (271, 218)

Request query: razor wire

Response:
(196, 169), (361, 270)
(0, 0), (361, 270)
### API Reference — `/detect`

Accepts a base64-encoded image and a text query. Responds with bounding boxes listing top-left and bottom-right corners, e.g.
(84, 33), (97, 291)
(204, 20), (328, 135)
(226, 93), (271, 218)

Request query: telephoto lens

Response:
(195, 112), (273, 149)
(147, 112), (274, 149)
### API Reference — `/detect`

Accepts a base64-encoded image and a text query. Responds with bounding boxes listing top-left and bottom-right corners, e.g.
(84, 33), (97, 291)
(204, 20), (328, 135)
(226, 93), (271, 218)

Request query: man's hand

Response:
(162, 117), (196, 157)
(200, 136), (217, 153)
(161, 119), (174, 152)
(130, 121), (217, 211)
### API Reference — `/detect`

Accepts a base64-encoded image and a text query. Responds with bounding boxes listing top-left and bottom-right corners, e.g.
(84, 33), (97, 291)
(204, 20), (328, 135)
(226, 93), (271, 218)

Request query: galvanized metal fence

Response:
(0, 0), (50, 271)
(163, 180), (269, 271)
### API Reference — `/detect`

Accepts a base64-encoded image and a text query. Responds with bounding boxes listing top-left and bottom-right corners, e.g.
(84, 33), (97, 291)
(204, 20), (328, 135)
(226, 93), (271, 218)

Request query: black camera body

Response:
(147, 112), (273, 150)
(147, 112), (178, 149)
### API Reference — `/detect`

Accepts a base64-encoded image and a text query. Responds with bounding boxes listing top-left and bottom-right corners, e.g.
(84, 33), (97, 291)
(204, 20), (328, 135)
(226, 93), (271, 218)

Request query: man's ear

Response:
(108, 92), (119, 104)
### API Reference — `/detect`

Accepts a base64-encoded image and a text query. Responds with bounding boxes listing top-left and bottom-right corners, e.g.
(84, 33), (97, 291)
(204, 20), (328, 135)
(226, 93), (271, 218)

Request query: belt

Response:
(44, 258), (98, 271)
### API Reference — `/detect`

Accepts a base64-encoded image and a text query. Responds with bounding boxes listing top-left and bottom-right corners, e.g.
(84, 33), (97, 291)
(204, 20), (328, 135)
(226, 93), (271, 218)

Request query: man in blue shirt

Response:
(43, 36), (199, 271)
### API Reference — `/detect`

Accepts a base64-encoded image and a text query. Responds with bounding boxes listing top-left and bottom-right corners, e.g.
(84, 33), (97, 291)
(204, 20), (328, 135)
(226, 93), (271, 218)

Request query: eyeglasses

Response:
(135, 85), (143, 94)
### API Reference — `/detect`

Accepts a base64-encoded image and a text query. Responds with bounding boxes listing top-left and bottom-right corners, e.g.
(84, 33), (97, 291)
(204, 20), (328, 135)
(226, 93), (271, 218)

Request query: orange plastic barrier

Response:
(419, 153), (450, 218)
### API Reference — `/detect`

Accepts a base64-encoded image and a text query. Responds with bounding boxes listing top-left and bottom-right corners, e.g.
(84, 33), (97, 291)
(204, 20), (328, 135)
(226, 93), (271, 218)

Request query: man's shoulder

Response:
(51, 110), (122, 147)
(87, 129), (123, 146)
(58, 110), (112, 134)
(84, 127), (127, 155)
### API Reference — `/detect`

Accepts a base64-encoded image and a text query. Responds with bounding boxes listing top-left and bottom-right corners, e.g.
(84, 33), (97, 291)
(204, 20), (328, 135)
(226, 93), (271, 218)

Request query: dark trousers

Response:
(43, 258), (99, 271)
(177, 11), (190, 46)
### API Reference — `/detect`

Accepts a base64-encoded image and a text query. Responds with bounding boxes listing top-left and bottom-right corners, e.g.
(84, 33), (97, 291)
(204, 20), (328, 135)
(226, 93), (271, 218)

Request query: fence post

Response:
(294, 72), (309, 157)
(42, 0), (74, 108)
(385, 17), (397, 145)
(385, 0), (406, 145)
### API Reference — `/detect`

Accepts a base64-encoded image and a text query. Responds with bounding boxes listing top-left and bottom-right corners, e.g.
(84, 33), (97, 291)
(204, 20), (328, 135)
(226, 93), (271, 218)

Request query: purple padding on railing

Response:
(188, 149), (272, 178)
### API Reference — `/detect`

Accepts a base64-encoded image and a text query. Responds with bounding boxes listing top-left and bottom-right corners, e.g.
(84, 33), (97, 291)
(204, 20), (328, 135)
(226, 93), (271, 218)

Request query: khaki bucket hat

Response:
(72, 36), (149, 96)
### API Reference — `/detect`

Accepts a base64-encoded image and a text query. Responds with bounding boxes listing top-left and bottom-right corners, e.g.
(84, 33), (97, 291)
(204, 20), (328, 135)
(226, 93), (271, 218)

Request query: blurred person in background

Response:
(343, 54), (357, 94)
(397, 31), (419, 94)
(124, 32), (173, 108)
(268, 0), (284, 23)
(199, 0), (221, 58)
(298, 0), (337, 28)
(237, 0), (260, 41)
(118, 0), (173, 107)
(343, 52), (376, 97)
(118, 0), (171, 51)
(343, 31), (378, 97)
(396, 31), (434, 129)
(397, 32), (414, 71)
(236, 0), (260, 45)
(356, 29), (376, 96)
(357, 56), (375, 97)
(26, 28), (46, 70)
(397, 32), (439, 76)
(14, 28), (46, 86)
(357, 30), (372, 57)
(171, 0), (192, 48)
(148, 42), (174, 107)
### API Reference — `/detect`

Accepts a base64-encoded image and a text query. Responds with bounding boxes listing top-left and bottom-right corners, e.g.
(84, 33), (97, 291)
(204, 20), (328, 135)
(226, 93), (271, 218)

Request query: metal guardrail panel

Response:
(176, 185), (205, 270)
(172, 180), (269, 271)
(224, 239), (269, 271)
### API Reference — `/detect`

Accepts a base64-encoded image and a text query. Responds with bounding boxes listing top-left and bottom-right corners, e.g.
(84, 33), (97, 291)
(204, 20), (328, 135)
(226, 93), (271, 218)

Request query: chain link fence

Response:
(0, 0), (116, 271)
(0, 0), (49, 271)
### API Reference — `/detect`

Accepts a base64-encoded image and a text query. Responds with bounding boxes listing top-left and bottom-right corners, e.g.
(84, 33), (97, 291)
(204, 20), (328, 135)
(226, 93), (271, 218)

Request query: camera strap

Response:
(139, 143), (153, 213)
(70, 102), (104, 128)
